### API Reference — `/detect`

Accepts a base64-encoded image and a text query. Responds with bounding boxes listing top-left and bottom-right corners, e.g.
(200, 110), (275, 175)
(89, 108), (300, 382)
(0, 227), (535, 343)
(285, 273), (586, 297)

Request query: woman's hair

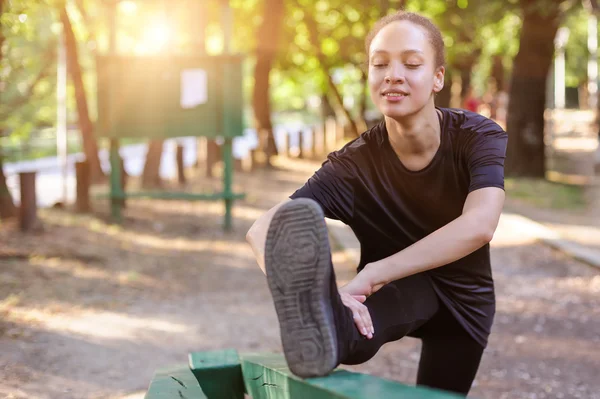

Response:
(364, 11), (446, 68)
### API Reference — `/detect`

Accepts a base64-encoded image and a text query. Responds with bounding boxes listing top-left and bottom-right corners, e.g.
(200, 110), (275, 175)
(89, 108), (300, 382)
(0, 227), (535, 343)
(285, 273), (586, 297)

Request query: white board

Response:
(180, 69), (207, 109)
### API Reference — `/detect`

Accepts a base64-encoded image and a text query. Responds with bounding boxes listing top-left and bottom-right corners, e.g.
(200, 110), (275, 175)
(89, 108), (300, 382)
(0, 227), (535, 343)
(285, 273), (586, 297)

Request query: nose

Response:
(385, 74), (405, 84)
(385, 63), (405, 84)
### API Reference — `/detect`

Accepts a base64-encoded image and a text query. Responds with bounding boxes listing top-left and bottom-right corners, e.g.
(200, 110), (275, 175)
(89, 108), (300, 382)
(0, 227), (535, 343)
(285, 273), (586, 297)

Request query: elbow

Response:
(477, 227), (495, 246)
(465, 213), (496, 246)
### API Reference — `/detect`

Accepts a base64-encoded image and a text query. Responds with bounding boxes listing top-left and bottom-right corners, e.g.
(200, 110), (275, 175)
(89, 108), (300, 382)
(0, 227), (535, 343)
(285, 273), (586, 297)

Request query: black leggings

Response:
(331, 272), (486, 396)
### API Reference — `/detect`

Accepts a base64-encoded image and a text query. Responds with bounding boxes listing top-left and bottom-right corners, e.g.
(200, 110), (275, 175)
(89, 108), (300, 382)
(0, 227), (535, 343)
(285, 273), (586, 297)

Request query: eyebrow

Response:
(370, 49), (424, 56)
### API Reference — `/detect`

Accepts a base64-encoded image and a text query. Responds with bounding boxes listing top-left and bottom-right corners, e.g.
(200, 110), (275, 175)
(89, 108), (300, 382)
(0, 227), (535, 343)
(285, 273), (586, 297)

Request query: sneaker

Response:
(265, 198), (338, 378)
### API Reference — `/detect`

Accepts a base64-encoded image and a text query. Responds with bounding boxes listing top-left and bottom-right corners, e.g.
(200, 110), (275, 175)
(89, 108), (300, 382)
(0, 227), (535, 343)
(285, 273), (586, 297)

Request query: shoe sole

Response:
(265, 198), (337, 378)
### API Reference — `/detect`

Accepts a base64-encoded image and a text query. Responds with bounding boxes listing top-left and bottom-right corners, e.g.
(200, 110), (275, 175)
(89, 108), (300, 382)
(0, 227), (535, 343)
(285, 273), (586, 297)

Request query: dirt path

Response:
(1, 159), (599, 399)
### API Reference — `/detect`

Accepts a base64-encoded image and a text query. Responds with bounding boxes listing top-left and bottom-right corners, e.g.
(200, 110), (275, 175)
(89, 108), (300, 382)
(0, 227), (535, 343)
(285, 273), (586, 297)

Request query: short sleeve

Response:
(464, 120), (508, 193)
(290, 155), (355, 224)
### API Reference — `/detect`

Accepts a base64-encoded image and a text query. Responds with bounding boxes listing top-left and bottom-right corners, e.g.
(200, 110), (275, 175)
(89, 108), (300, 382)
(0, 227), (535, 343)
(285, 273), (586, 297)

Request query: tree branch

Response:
(296, 1), (362, 135)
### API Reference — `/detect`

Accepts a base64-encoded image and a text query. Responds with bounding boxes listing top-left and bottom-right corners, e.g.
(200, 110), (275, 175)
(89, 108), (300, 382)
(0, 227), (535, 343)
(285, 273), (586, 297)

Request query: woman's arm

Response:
(344, 187), (505, 295)
(246, 199), (291, 274)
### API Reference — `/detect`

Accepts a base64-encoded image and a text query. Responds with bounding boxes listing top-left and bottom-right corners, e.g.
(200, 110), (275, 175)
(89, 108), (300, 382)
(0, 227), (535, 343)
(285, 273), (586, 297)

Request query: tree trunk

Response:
(142, 140), (164, 188)
(60, 7), (104, 183)
(0, 151), (17, 220)
(492, 55), (506, 91)
(253, 56), (278, 166)
(321, 94), (336, 119)
(325, 74), (362, 136)
(356, 69), (369, 132)
(460, 66), (472, 101)
(359, 70), (368, 123)
(252, 0), (284, 167)
(0, 1), (16, 220)
(505, 0), (561, 177)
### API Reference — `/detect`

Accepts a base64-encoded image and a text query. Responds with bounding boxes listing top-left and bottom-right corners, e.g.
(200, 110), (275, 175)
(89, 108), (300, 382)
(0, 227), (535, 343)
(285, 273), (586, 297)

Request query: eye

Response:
(370, 58), (388, 68)
(405, 64), (421, 69)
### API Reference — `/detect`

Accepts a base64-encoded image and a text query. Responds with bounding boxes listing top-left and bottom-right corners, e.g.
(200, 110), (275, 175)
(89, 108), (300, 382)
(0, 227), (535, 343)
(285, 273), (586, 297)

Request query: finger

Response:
(359, 305), (374, 337)
(342, 295), (370, 337)
(352, 312), (369, 337)
(356, 307), (372, 339)
(355, 306), (372, 338)
(352, 295), (367, 303)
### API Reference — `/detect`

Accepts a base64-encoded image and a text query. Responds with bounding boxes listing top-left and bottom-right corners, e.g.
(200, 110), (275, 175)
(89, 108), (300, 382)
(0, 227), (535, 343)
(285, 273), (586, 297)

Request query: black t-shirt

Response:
(290, 108), (508, 347)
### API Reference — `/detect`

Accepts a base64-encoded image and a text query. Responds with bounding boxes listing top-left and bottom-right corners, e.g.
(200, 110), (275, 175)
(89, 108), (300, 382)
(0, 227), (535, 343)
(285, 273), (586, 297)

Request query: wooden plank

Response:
(189, 349), (245, 399)
(75, 161), (91, 213)
(241, 353), (464, 399)
(144, 365), (207, 399)
(96, 191), (246, 201)
(176, 144), (186, 185)
(19, 172), (38, 231)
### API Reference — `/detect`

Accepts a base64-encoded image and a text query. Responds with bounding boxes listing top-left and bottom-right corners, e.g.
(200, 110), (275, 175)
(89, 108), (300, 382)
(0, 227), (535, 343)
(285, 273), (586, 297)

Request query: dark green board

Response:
(189, 349), (245, 399)
(240, 353), (464, 399)
(96, 55), (243, 139)
(179, 350), (466, 399)
(144, 364), (208, 399)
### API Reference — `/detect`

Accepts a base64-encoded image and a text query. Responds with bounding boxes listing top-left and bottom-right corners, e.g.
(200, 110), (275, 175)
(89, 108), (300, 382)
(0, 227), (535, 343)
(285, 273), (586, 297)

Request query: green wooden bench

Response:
(144, 349), (464, 399)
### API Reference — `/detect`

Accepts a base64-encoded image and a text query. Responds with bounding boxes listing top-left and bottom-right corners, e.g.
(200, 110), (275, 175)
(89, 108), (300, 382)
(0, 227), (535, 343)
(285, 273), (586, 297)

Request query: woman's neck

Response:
(385, 106), (441, 158)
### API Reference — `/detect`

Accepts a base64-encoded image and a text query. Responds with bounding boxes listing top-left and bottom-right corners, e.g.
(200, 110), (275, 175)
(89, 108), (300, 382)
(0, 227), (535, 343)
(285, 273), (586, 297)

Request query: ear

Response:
(433, 66), (445, 93)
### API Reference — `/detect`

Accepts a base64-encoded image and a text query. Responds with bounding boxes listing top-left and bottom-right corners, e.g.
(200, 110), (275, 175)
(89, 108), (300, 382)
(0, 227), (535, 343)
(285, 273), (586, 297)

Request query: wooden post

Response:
(195, 137), (206, 168)
(234, 157), (243, 172)
(120, 157), (127, 207)
(309, 127), (316, 158)
(75, 161), (91, 213)
(19, 172), (37, 231)
(326, 117), (337, 152)
(313, 125), (324, 159)
(250, 149), (259, 171)
(206, 139), (220, 178)
(336, 121), (345, 144)
(297, 130), (304, 159)
(110, 139), (123, 221)
(322, 121), (328, 154)
(281, 130), (289, 158)
(242, 151), (253, 172)
(176, 144), (186, 184)
(221, 138), (234, 231)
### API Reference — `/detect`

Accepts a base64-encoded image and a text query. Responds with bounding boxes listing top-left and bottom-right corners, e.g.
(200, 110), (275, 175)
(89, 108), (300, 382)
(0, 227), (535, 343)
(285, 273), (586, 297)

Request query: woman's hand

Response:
(339, 264), (384, 298)
(338, 265), (385, 339)
(339, 292), (374, 339)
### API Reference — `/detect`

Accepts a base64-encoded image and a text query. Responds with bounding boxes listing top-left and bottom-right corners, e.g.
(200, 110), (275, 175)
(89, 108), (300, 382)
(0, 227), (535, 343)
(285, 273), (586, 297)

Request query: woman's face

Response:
(368, 20), (444, 120)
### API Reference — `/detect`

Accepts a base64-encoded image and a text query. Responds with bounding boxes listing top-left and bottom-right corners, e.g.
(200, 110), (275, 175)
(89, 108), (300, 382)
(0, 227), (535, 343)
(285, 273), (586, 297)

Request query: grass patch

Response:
(505, 178), (587, 210)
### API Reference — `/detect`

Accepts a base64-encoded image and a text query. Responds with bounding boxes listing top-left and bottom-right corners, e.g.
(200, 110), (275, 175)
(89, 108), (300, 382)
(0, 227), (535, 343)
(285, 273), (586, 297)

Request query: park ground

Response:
(0, 157), (599, 399)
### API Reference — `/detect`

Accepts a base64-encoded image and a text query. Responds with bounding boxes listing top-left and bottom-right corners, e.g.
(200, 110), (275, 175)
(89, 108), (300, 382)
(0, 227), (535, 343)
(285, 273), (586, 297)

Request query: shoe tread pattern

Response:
(265, 199), (337, 378)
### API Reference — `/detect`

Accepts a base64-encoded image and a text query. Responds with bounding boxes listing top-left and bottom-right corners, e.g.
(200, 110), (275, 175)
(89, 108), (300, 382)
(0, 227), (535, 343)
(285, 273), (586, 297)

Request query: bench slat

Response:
(144, 365), (208, 399)
(240, 353), (463, 399)
(189, 349), (245, 399)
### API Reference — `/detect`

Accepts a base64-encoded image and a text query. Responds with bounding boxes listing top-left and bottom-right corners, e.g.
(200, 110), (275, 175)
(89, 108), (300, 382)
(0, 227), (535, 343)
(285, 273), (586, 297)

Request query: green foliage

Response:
(1, 0), (58, 140)
(268, 0), (527, 115)
(471, 12), (522, 93)
(563, 4), (590, 88)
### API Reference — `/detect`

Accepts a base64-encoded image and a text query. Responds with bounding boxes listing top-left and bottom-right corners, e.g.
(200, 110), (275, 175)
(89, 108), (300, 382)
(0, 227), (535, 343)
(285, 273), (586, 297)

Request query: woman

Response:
(246, 11), (507, 396)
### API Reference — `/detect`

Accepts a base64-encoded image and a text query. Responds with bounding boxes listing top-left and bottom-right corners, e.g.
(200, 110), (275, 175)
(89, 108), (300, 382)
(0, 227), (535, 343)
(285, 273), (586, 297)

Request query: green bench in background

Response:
(144, 349), (464, 399)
